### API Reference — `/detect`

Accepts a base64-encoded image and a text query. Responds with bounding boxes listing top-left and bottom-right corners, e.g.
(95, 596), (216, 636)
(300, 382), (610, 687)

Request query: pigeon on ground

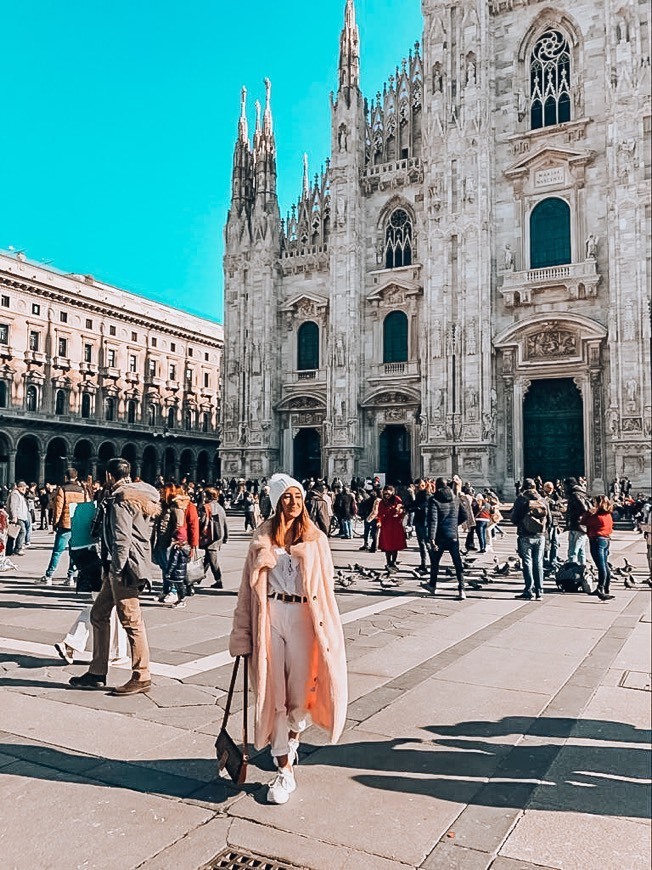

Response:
(624, 574), (637, 589)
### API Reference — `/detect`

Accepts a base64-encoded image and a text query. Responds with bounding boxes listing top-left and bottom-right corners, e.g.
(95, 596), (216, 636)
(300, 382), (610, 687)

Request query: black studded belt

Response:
(268, 591), (308, 604)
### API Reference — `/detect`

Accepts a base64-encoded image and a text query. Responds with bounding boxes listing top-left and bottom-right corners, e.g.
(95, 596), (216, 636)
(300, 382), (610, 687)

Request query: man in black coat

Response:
(421, 478), (468, 600)
(510, 477), (552, 600)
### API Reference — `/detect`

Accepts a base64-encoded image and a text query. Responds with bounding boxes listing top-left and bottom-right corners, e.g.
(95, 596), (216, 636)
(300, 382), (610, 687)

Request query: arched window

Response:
(127, 400), (137, 425)
(81, 393), (92, 419)
(0, 381), (6, 408)
(148, 404), (157, 427)
(530, 197), (571, 269)
(104, 397), (115, 422)
(202, 411), (210, 433)
(384, 208), (413, 269)
(55, 389), (67, 416)
(184, 409), (193, 431)
(167, 406), (176, 429)
(297, 321), (319, 370)
(530, 30), (571, 130)
(383, 311), (409, 363)
(26, 385), (38, 412)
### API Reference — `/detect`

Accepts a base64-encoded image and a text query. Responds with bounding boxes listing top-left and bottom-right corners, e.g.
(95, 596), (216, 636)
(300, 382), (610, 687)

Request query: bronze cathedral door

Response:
(523, 378), (584, 481)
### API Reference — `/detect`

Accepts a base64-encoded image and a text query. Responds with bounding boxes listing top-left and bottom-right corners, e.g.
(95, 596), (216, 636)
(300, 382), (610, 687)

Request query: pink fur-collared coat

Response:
(229, 520), (348, 751)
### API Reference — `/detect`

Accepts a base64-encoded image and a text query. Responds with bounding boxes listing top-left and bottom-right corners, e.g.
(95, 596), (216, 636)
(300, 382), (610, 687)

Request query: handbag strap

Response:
(221, 656), (249, 751)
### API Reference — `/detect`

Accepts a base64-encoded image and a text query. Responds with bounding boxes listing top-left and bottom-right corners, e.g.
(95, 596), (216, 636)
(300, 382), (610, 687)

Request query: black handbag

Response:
(215, 656), (249, 785)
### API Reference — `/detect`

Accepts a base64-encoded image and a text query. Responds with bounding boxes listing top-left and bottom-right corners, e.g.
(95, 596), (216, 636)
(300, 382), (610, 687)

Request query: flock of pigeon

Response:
(333, 554), (650, 593)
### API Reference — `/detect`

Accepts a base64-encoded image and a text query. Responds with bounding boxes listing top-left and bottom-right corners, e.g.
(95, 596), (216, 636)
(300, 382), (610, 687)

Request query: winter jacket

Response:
(204, 500), (229, 551)
(412, 489), (430, 526)
(229, 520), (348, 750)
(510, 490), (553, 537)
(100, 480), (160, 585)
(307, 490), (332, 535)
(427, 488), (468, 542)
(53, 480), (89, 530)
(158, 494), (200, 549)
(566, 485), (591, 531)
(7, 490), (28, 522)
(377, 496), (407, 551)
(333, 491), (357, 520)
(580, 510), (614, 539)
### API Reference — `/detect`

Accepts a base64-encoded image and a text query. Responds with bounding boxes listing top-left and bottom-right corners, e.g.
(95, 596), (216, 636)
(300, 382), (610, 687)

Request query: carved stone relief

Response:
(525, 326), (578, 360)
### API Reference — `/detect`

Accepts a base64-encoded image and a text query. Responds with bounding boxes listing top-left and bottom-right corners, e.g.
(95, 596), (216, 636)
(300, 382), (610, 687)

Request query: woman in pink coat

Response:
(376, 485), (407, 571)
(229, 473), (348, 805)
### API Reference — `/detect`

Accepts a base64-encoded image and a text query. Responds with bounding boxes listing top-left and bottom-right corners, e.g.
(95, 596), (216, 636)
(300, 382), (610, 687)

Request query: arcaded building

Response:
(221, 0), (651, 492)
(0, 252), (223, 485)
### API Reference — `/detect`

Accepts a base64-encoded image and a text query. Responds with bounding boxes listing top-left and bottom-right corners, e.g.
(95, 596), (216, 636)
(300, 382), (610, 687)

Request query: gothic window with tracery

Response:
(384, 208), (413, 269)
(530, 30), (571, 129)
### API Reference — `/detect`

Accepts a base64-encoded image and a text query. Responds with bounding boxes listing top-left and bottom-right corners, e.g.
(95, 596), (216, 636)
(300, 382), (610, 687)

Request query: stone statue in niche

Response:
(465, 57), (476, 87)
(335, 337), (346, 367)
(482, 412), (496, 441)
(432, 62), (443, 94)
(502, 243), (515, 271)
(338, 123), (348, 153)
(463, 176), (476, 203)
(516, 88), (527, 120)
(625, 378), (638, 409)
(585, 234), (598, 259)
(335, 195), (346, 228)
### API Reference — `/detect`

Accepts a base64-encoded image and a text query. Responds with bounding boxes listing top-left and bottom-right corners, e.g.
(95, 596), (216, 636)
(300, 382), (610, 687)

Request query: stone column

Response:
(38, 451), (46, 485)
(90, 455), (98, 481)
(512, 377), (530, 483)
(8, 450), (16, 485)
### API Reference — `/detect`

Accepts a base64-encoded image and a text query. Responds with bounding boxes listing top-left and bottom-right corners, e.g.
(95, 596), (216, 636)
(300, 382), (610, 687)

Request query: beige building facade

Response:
(221, 0), (651, 492)
(0, 252), (223, 485)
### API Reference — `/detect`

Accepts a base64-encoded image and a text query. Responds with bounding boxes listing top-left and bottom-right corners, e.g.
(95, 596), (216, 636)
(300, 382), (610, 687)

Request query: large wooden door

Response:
(523, 378), (584, 481)
(379, 425), (411, 485)
(293, 428), (322, 481)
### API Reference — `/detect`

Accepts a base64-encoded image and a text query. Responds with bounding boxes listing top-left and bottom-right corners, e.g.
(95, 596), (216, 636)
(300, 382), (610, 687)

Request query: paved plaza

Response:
(0, 524), (649, 870)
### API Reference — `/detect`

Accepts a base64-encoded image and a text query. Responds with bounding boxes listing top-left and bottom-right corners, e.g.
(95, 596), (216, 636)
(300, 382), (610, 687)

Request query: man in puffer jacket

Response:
(69, 458), (160, 696)
(422, 477), (468, 600)
(564, 476), (591, 565)
(39, 468), (88, 585)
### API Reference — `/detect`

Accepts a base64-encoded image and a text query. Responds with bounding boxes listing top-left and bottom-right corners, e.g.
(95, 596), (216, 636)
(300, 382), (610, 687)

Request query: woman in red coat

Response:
(376, 485), (407, 571)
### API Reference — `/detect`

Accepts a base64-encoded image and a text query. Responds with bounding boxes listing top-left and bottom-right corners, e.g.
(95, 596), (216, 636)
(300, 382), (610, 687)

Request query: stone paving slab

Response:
(498, 810), (650, 870)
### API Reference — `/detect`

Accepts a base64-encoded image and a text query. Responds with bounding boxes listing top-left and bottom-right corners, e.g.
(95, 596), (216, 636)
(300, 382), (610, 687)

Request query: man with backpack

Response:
(510, 478), (552, 600)
(200, 488), (229, 588)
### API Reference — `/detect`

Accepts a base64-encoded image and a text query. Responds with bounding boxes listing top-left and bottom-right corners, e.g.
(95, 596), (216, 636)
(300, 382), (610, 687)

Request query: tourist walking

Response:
(200, 488), (229, 589)
(421, 477), (468, 599)
(6, 482), (29, 556)
(69, 458), (159, 695)
(412, 479), (431, 574)
(333, 485), (356, 539)
(229, 473), (347, 805)
(510, 478), (552, 601)
(472, 494), (492, 553)
(39, 468), (88, 586)
(376, 485), (407, 571)
(307, 482), (332, 535)
(581, 495), (615, 601)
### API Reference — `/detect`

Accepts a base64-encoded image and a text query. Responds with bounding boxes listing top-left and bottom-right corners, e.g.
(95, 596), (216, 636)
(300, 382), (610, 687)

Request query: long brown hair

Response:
(269, 499), (313, 548)
(590, 495), (613, 514)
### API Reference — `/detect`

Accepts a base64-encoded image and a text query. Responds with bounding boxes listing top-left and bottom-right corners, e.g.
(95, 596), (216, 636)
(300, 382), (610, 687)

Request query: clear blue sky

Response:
(2, 1), (422, 323)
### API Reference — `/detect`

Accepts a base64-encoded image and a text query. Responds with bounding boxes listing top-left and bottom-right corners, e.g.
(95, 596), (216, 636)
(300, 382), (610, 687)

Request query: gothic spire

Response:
(238, 86), (248, 143)
(302, 153), (309, 197)
(263, 77), (273, 137)
(338, 0), (360, 105)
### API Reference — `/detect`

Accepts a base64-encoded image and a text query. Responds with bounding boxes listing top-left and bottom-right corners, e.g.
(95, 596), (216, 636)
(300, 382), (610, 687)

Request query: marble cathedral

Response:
(221, 0), (651, 493)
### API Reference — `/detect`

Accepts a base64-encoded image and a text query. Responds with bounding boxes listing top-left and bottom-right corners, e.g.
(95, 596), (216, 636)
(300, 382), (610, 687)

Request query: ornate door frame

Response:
(495, 313), (606, 491)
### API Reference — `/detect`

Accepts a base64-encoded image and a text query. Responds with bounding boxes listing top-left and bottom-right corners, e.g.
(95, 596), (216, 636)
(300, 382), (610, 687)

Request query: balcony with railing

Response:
(368, 360), (420, 383)
(79, 360), (98, 376)
(25, 350), (47, 366)
(500, 259), (600, 307)
(361, 157), (423, 192)
(100, 366), (121, 380)
(125, 371), (140, 385)
(52, 356), (71, 370)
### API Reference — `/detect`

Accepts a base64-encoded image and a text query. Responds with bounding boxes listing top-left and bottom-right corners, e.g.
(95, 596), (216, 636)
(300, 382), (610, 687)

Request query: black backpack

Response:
(556, 561), (587, 593)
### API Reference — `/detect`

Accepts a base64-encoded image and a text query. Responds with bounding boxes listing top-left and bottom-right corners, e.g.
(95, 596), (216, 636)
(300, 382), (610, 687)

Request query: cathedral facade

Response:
(221, 0), (651, 493)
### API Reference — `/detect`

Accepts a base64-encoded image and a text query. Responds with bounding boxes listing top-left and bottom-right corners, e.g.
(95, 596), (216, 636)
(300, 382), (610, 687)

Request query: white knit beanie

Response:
(268, 473), (305, 512)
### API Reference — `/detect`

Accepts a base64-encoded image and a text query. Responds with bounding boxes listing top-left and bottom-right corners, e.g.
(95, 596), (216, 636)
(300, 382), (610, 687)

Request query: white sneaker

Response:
(162, 592), (179, 605)
(272, 738), (300, 769)
(267, 767), (296, 805)
(37, 575), (53, 586)
(54, 642), (74, 665)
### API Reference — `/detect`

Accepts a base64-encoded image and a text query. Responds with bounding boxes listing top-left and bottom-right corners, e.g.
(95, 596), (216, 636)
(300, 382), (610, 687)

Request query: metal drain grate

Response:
(205, 848), (305, 870)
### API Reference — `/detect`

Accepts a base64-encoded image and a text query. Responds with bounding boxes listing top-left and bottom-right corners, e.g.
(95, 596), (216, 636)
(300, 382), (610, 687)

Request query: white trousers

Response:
(268, 598), (315, 759)
(64, 593), (128, 660)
